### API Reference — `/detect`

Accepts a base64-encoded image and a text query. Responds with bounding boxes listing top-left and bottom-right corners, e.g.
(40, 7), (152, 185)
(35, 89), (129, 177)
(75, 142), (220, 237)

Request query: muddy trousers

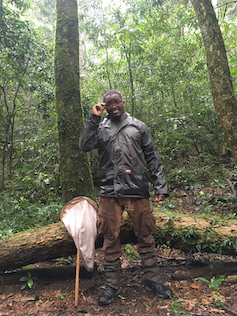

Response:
(98, 197), (162, 289)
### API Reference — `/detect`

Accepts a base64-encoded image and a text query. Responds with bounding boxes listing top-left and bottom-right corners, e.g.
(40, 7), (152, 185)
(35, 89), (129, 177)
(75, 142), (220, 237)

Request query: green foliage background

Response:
(0, 0), (236, 237)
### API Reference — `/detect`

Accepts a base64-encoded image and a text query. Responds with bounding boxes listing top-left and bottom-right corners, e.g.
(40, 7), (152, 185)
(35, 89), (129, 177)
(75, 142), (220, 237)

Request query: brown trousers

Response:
(98, 197), (156, 262)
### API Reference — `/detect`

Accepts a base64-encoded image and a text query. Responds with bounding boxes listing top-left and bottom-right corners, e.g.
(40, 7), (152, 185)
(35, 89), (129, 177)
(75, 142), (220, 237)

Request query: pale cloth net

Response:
(60, 197), (98, 271)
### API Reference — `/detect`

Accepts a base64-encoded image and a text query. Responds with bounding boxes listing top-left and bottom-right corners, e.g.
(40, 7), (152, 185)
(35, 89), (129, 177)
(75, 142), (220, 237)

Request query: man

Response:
(79, 90), (173, 306)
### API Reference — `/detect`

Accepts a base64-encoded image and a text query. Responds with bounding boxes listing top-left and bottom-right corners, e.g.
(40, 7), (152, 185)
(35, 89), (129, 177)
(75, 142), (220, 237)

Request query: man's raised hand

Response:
(92, 103), (106, 116)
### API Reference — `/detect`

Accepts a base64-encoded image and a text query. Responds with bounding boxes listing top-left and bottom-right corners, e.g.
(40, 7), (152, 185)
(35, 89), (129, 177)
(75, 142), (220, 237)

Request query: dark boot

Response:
(144, 280), (173, 299)
(141, 252), (173, 299)
(98, 259), (121, 306)
(98, 285), (120, 306)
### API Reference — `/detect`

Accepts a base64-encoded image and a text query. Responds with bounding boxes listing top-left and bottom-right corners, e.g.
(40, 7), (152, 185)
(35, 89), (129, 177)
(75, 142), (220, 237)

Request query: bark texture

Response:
(191, 0), (237, 164)
(54, 0), (95, 204)
(1, 212), (237, 272)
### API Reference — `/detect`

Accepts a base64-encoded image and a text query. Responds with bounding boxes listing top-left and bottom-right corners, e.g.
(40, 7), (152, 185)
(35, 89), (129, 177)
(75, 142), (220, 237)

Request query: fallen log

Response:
(1, 210), (237, 272)
(0, 216), (136, 273)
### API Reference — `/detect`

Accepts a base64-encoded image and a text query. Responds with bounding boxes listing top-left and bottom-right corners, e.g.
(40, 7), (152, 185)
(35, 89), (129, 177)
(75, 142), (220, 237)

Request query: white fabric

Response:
(61, 199), (97, 271)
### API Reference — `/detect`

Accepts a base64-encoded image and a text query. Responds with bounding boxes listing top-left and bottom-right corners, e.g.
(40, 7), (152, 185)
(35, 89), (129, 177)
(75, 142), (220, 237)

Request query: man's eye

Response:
(115, 101), (120, 105)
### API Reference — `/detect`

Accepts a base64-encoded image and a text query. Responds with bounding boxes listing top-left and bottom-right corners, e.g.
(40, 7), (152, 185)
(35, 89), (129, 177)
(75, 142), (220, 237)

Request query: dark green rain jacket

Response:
(79, 112), (168, 198)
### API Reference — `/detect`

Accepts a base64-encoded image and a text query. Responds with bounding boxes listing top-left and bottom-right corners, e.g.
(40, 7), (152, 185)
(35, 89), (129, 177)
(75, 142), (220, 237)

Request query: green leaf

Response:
(212, 277), (224, 284)
(22, 264), (35, 270)
(198, 277), (210, 283)
(27, 279), (33, 288)
(19, 276), (29, 282)
(21, 284), (27, 290)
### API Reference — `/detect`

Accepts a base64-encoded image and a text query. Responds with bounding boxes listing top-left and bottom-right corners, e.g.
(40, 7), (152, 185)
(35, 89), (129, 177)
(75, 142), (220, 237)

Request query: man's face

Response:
(104, 93), (125, 122)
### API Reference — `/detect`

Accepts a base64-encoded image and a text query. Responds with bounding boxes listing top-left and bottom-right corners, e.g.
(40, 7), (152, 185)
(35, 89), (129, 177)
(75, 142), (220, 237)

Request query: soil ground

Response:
(1, 185), (237, 316)
(1, 247), (237, 316)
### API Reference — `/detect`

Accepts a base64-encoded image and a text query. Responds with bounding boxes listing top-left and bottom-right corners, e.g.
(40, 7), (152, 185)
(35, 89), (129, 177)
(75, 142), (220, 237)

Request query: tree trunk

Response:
(101, 2), (112, 90)
(123, 41), (136, 117)
(1, 212), (237, 272)
(190, 0), (237, 165)
(54, 0), (95, 204)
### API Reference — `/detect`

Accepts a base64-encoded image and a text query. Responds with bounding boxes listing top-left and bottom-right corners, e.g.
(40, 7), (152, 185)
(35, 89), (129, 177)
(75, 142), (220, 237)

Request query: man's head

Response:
(103, 90), (122, 102)
(103, 90), (125, 122)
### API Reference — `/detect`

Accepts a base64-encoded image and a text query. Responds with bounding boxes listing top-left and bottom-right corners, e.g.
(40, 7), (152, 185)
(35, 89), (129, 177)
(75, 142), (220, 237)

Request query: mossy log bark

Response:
(1, 212), (237, 272)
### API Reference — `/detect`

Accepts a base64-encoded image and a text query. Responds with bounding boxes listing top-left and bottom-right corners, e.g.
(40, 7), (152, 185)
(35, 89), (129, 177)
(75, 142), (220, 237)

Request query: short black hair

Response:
(103, 90), (122, 102)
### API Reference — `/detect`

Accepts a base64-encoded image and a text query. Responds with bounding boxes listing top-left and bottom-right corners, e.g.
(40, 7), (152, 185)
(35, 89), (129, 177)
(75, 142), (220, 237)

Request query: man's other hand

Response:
(154, 194), (165, 202)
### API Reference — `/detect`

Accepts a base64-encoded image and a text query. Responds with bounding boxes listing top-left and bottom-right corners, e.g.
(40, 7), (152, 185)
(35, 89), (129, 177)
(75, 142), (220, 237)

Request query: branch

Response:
(0, 86), (10, 114)
(220, 303), (237, 316)
(12, 58), (30, 117)
(217, 0), (237, 9)
(100, 2), (112, 90)
(226, 175), (237, 196)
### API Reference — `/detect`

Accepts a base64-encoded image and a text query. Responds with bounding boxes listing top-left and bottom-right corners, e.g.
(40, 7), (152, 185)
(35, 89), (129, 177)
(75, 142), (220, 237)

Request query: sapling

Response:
(19, 272), (37, 290)
(198, 276), (224, 289)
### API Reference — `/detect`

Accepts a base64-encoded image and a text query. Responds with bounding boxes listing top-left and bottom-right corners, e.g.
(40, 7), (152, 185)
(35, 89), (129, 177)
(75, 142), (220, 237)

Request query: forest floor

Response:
(1, 248), (237, 316)
(0, 185), (237, 316)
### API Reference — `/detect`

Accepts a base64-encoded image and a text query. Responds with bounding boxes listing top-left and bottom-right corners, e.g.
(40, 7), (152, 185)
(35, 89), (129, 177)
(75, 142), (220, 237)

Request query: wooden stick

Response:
(75, 250), (80, 307)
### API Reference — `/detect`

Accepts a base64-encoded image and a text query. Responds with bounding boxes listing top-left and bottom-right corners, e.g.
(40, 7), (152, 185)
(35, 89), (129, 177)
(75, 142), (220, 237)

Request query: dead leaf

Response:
(149, 307), (158, 313)
(146, 306), (151, 312)
(190, 283), (200, 290)
(201, 297), (212, 304)
(224, 275), (237, 284)
(121, 260), (129, 268)
(54, 290), (61, 297)
(181, 299), (197, 311)
(197, 305), (207, 312)
(213, 294), (226, 302)
(86, 296), (96, 304)
(160, 305), (169, 310)
(210, 308), (225, 313)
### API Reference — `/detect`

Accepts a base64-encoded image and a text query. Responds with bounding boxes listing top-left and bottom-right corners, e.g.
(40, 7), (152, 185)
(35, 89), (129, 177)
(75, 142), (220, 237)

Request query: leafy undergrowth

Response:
(150, 184), (237, 255)
(1, 246), (237, 316)
(153, 183), (237, 224)
(0, 176), (236, 240)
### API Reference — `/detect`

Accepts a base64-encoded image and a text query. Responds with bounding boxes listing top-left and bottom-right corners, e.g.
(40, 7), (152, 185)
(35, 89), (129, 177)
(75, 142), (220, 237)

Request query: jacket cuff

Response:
(88, 112), (101, 123)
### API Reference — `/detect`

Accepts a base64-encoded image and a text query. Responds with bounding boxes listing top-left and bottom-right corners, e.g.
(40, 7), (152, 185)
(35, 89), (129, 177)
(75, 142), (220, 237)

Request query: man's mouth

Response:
(111, 109), (119, 114)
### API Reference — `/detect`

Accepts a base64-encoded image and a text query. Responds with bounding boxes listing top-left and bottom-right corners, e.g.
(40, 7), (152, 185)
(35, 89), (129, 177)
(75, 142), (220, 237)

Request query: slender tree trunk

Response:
(191, 0), (237, 165)
(55, 0), (95, 204)
(171, 84), (177, 107)
(0, 86), (10, 189)
(1, 144), (6, 190)
(8, 118), (14, 178)
(8, 82), (20, 178)
(101, 3), (112, 90)
(123, 41), (136, 116)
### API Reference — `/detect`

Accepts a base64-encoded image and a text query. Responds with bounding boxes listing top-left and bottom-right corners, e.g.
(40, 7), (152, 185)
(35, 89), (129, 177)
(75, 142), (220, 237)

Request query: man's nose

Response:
(109, 101), (117, 108)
